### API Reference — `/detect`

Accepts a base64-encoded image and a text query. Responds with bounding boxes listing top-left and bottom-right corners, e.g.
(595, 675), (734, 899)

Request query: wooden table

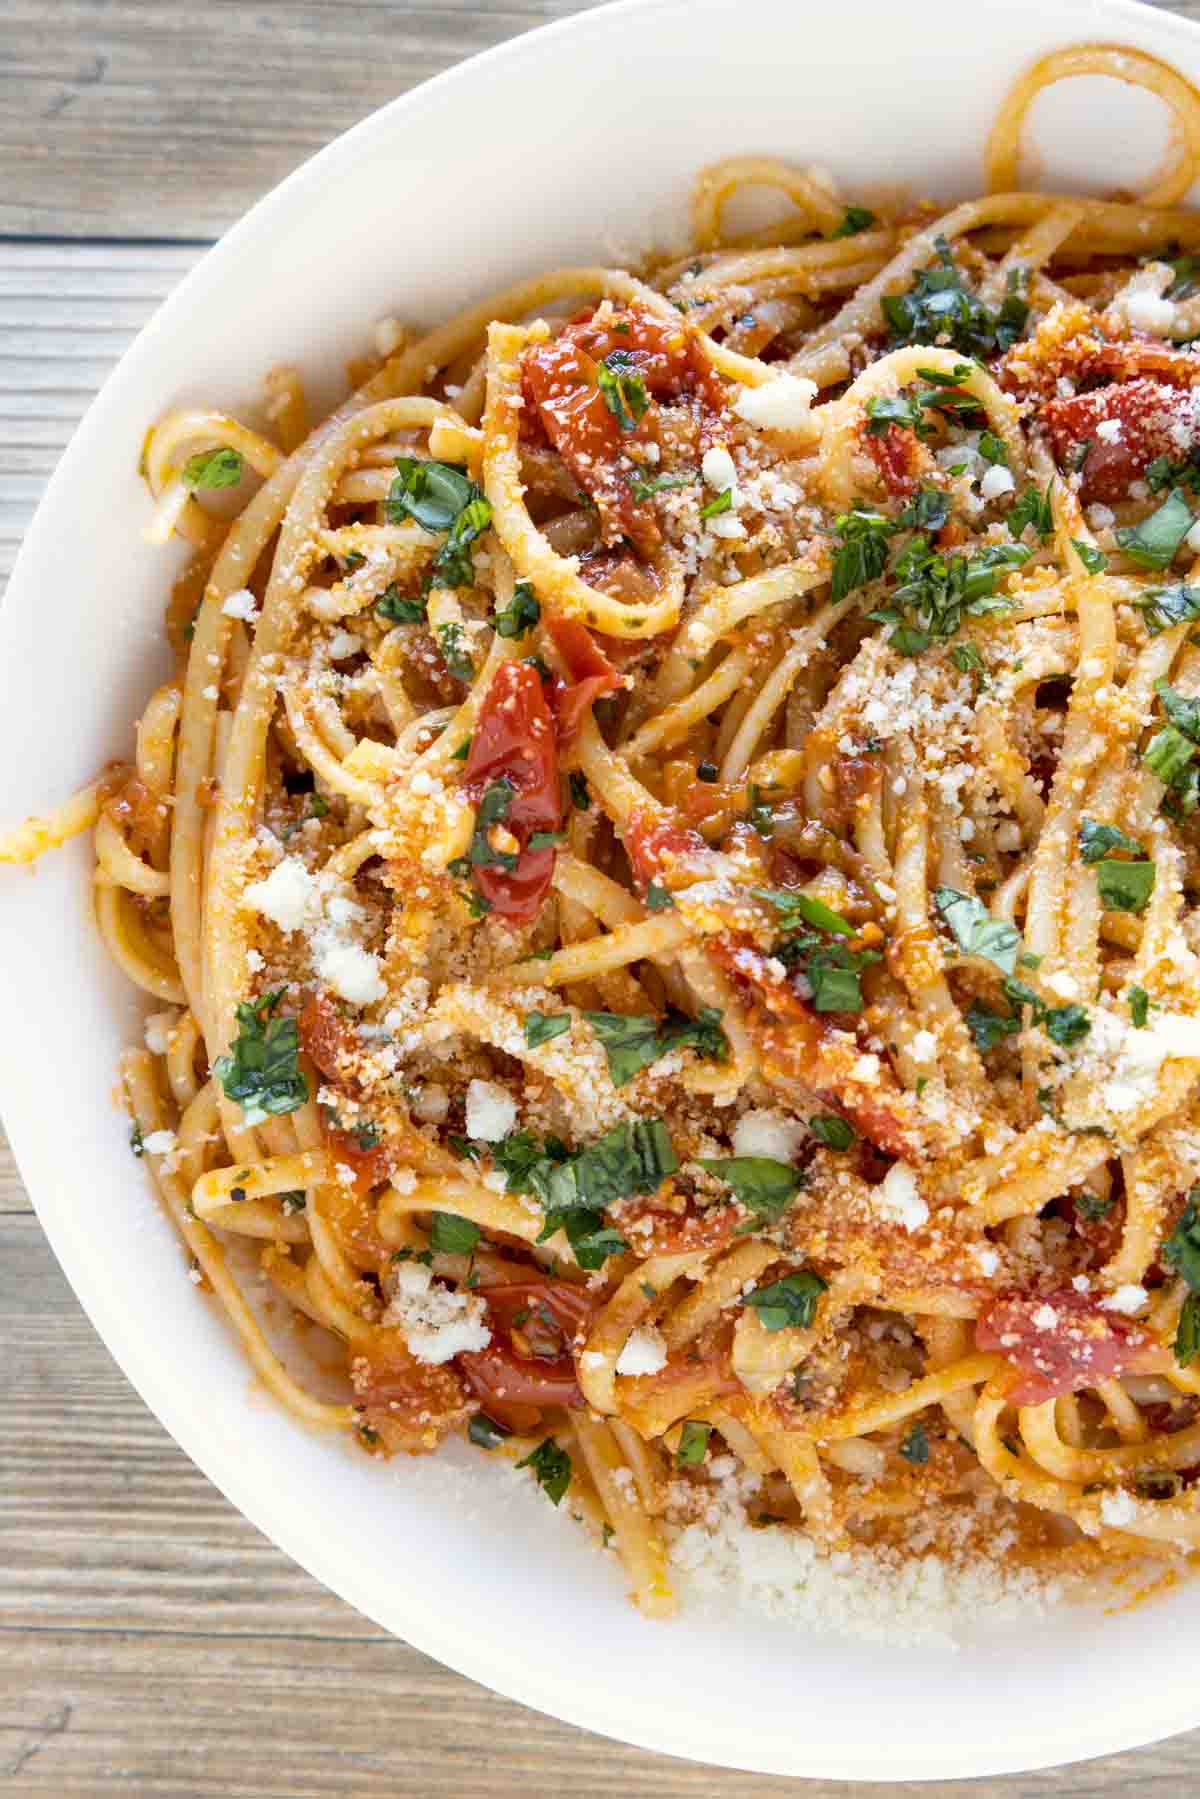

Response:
(4, 3), (1200, 1791)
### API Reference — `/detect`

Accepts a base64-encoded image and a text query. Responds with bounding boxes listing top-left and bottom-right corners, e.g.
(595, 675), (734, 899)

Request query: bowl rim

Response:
(7, 0), (1200, 1777)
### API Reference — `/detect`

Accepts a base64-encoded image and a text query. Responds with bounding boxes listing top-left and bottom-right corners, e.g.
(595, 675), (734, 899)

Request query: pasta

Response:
(15, 40), (1200, 1619)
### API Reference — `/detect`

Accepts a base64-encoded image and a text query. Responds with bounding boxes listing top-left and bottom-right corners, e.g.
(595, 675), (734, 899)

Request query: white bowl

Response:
(4, 0), (1200, 1777)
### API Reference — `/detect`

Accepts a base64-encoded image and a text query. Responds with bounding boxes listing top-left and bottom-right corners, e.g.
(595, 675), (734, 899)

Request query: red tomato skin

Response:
(975, 1288), (1151, 1404)
(464, 661), (561, 923)
(547, 615), (622, 738)
(862, 422), (919, 496)
(624, 807), (708, 888)
(458, 1344), (583, 1410)
(521, 304), (724, 554)
(1039, 378), (1198, 502)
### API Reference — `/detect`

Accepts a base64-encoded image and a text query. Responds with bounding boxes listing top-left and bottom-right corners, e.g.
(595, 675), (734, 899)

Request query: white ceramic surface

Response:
(3, 0), (1200, 1777)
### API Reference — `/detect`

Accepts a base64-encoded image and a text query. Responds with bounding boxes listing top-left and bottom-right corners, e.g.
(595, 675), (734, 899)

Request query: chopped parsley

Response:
(699, 488), (734, 520)
(830, 508), (891, 603)
(1163, 1189), (1200, 1291)
(627, 468), (696, 501)
(213, 989), (307, 1125)
(753, 887), (854, 936)
(568, 771), (591, 811)
(1079, 819), (1144, 864)
(744, 1270), (827, 1332)
(1078, 813), (1156, 913)
(493, 580), (540, 639)
(129, 1123), (145, 1157)
(182, 446), (243, 490)
(491, 1119), (677, 1271)
(1128, 986), (1151, 1029)
(1176, 1292), (1200, 1368)
(516, 1437), (572, 1505)
(645, 881), (675, 911)
(1146, 448), (1200, 495)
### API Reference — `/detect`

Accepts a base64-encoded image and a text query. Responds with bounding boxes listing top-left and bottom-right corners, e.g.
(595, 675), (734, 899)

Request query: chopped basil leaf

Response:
(933, 887), (1021, 974)
(524, 1011), (571, 1048)
(1079, 819), (1144, 864)
(129, 1123), (145, 1157)
(1144, 723), (1197, 787)
(182, 446), (244, 490)
(753, 886), (854, 936)
(1128, 985), (1151, 1029)
(807, 1114), (856, 1151)
(597, 352), (650, 432)
(675, 1421), (714, 1467)
(213, 989), (308, 1125)
(376, 584), (427, 625)
(1176, 1291), (1200, 1368)
(527, 830), (565, 850)
(468, 1412), (510, 1449)
(978, 431), (1008, 467)
(1116, 488), (1195, 570)
(436, 621), (475, 682)
(585, 1006), (729, 1087)
(516, 1437), (572, 1505)
(899, 1420), (929, 1464)
(882, 237), (1022, 357)
(493, 580), (540, 639)
(744, 1270), (827, 1332)
(1007, 482), (1054, 541)
(1044, 1004), (1091, 1047)
(385, 457), (493, 587)
(698, 1155), (803, 1223)
(830, 508), (892, 603)
(1071, 540), (1107, 576)
(645, 881), (675, 911)
(699, 488), (734, 520)
(1136, 582), (1200, 636)
(569, 771), (591, 811)
(627, 468), (696, 501)
(967, 1000), (1021, 1054)
(429, 1212), (481, 1255)
(1163, 1189), (1200, 1291)
(1096, 859), (1156, 914)
(1075, 1191), (1114, 1222)
(831, 205), (876, 238)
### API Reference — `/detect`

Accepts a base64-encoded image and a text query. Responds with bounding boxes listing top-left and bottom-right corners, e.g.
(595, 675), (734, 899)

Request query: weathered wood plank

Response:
(0, 0), (609, 239)
(0, 243), (202, 590)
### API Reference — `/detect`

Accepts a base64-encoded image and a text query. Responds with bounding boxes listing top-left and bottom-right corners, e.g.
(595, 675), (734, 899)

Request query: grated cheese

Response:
(384, 1262), (491, 1364)
(465, 1078), (518, 1142)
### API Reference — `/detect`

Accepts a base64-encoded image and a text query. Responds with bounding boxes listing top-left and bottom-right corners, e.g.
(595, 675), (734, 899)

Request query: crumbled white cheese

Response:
(706, 512), (747, 539)
(1043, 971), (1079, 1000)
(243, 856), (320, 933)
(315, 938), (385, 1006)
(202, 684), (219, 701)
(144, 1013), (174, 1055)
(873, 1163), (928, 1233)
(1095, 418), (1123, 444)
(732, 373), (817, 431)
(1087, 503), (1116, 530)
(979, 464), (1015, 501)
(976, 1247), (1000, 1276)
(616, 1325), (668, 1377)
(994, 821), (1022, 853)
(327, 630), (362, 660)
(732, 1108), (806, 1162)
(1032, 1304), (1058, 1331)
(465, 1078), (517, 1142)
(384, 1262), (491, 1364)
(701, 445), (738, 493)
(221, 587), (259, 621)
(373, 315), (404, 358)
(142, 1129), (177, 1157)
(1101, 1284), (1147, 1315)
(1100, 1489), (1137, 1528)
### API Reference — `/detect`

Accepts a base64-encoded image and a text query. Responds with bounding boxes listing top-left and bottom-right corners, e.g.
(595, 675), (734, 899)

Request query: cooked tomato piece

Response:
(862, 421), (919, 497)
(464, 661), (561, 923)
(975, 1288), (1151, 1404)
(522, 304), (725, 554)
(624, 807), (708, 889)
(352, 1327), (471, 1453)
(299, 990), (357, 1084)
(1039, 378), (1200, 502)
(615, 1199), (740, 1257)
(480, 1278), (599, 1344)
(458, 1343), (583, 1412)
(546, 615), (622, 738)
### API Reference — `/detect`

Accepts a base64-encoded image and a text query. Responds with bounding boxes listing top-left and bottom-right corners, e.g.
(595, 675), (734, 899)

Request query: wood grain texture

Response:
(7, 0), (1200, 1791)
